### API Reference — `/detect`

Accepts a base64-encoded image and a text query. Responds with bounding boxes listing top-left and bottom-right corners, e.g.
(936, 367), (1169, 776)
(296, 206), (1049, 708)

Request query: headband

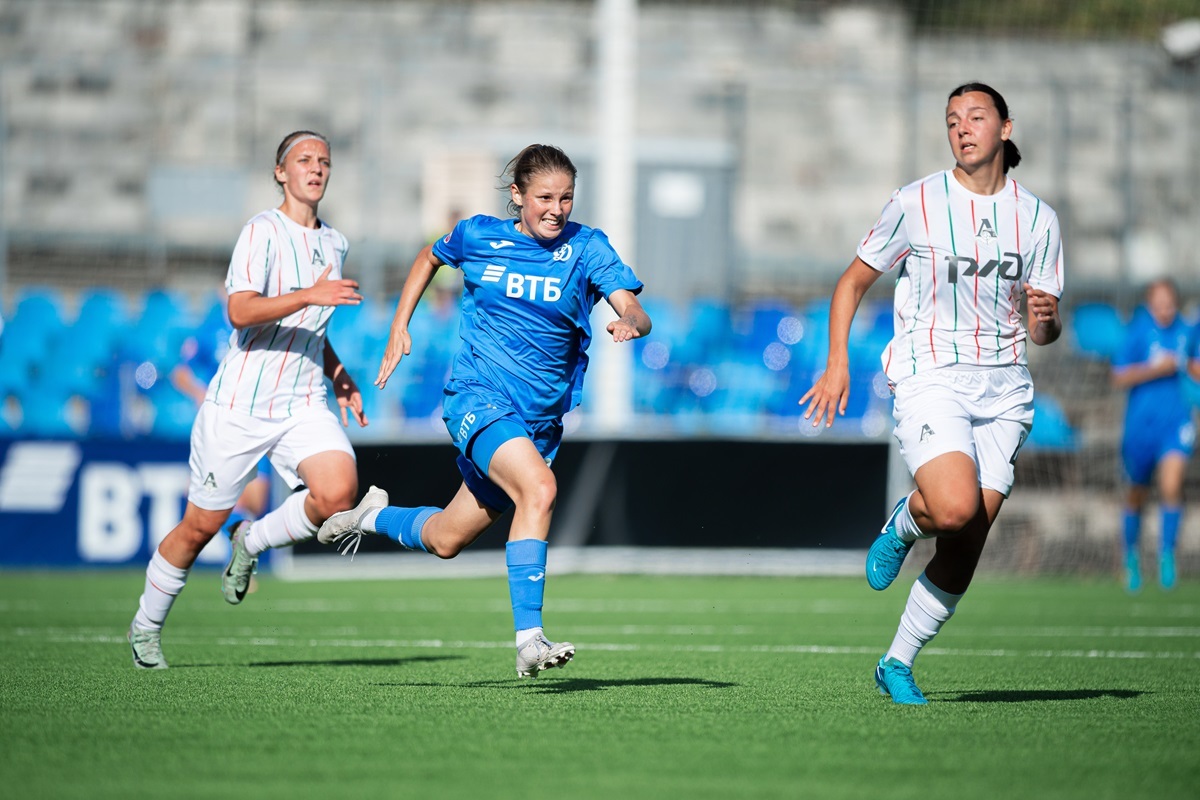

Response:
(277, 134), (329, 165)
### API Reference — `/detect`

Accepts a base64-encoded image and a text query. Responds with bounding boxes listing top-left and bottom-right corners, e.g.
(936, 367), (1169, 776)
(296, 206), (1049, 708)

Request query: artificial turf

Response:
(1, 571), (1196, 799)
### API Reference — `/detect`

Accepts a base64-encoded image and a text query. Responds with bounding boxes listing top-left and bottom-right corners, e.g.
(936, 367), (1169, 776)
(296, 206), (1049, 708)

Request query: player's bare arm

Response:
(377, 244), (444, 389)
(606, 289), (652, 343)
(325, 340), (368, 428)
(1023, 283), (1062, 346)
(227, 265), (362, 328)
(801, 256), (883, 428)
(1113, 353), (1182, 389)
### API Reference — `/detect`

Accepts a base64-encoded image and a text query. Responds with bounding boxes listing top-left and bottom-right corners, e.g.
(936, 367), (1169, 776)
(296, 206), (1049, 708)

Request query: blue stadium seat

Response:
(13, 384), (83, 438)
(1070, 302), (1125, 360)
(678, 298), (731, 366)
(5, 288), (67, 368)
(1028, 394), (1077, 451)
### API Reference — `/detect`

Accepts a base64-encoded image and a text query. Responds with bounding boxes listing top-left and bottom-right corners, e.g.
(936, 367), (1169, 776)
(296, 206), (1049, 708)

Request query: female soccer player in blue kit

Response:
(1112, 279), (1196, 591)
(319, 144), (652, 677)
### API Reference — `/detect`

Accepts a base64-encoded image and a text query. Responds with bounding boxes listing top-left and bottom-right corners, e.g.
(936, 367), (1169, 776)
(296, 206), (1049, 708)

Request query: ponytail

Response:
(1002, 139), (1022, 173)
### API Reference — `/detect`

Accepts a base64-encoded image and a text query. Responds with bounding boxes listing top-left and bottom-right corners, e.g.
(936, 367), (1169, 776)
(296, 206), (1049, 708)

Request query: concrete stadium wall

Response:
(1, 1), (1195, 300)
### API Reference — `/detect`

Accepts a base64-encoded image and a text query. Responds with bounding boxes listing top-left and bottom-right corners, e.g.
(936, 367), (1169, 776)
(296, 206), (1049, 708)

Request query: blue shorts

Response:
(442, 379), (563, 512)
(1122, 419), (1194, 486)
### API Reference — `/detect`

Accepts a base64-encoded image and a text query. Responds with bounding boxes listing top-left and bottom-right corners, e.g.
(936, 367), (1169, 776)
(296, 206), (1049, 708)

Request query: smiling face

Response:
(274, 138), (331, 207)
(945, 91), (1012, 173)
(511, 170), (574, 240)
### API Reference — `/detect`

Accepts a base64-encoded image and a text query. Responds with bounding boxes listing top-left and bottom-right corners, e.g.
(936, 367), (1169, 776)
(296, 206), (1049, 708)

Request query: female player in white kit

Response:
(800, 83), (1064, 703)
(127, 130), (368, 669)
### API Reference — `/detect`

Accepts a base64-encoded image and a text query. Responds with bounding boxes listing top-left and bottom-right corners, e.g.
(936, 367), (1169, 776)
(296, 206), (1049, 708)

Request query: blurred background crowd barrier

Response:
(1, 0), (1198, 574)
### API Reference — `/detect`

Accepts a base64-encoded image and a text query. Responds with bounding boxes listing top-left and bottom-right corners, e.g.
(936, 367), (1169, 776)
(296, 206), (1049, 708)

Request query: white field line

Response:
(10, 630), (1200, 660)
(8, 595), (1200, 619)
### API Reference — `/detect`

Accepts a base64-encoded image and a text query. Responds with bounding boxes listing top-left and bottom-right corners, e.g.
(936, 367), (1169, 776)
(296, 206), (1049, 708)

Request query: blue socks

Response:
(506, 539), (548, 631)
(1122, 508), (1140, 554)
(374, 506), (438, 553)
(1161, 506), (1181, 554)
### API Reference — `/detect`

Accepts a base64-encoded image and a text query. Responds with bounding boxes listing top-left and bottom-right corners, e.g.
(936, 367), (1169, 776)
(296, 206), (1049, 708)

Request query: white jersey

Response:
(207, 208), (350, 418)
(858, 170), (1064, 384)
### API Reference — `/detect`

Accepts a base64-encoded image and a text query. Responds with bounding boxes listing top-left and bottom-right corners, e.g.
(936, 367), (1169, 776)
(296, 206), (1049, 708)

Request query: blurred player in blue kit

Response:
(171, 294), (273, 525)
(1112, 278), (1196, 592)
(319, 144), (652, 677)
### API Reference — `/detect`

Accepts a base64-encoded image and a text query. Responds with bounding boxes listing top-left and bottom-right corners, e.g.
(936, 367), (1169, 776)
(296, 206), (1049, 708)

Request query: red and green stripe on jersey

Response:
(857, 170), (1064, 385)
(208, 209), (350, 419)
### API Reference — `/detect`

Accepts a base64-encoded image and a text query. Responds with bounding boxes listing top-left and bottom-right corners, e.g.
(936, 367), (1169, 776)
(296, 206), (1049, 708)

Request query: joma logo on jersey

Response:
(945, 252), (1024, 284)
(506, 274), (563, 302)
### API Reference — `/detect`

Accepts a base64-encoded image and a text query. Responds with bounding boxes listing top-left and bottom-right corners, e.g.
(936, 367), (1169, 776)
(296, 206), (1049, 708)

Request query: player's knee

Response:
(926, 497), (978, 534)
(307, 482), (358, 521)
(173, 517), (222, 552)
(516, 474), (557, 518)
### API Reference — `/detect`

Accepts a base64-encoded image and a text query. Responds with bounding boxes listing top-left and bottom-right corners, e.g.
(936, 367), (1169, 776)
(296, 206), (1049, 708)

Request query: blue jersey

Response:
(432, 215), (642, 421)
(1113, 308), (1194, 433)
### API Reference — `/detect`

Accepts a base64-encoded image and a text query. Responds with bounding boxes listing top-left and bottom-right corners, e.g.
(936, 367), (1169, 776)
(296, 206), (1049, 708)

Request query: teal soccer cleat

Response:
(866, 497), (915, 591)
(1160, 551), (1176, 591)
(1125, 551), (1142, 594)
(875, 657), (927, 705)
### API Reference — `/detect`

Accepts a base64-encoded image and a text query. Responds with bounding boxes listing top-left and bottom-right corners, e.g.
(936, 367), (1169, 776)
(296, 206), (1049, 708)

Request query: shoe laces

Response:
(335, 530), (364, 560)
(131, 629), (163, 659)
(884, 661), (924, 700)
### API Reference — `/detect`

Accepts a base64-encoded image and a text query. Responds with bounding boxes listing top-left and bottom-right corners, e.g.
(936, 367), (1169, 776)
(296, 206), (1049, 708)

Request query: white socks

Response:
(894, 492), (929, 543)
(360, 507), (381, 532)
(885, 572), (963, 667)
(132, 550), (188, 632)
(244, 489), (319, 557)
(516, 627), (544, 648)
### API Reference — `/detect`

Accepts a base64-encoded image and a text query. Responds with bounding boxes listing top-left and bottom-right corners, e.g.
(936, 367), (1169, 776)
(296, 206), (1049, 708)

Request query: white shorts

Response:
(892, 365), (1034, 497)
(187, 402), (356, 510)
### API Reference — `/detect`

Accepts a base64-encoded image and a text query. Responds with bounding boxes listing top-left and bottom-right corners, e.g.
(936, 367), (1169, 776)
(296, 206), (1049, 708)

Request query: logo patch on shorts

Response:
(919, 424), (935, 444)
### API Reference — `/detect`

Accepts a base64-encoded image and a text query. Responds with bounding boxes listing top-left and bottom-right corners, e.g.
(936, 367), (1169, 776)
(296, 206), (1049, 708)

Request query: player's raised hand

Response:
(308, 265), (362, 307)
(1023, 283), (1057, 324)
(799, 364), (851, 429)
(375, 327), (413, 389)
(332, 367), (368, 428)
(606, 315), (643, 343)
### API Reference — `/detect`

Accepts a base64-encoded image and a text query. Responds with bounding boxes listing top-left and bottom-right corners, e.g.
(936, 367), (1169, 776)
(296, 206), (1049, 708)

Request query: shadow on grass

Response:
(938, 689), (1146, 703)
(243, 655), (466, 668)
(377, 676), (739, 694)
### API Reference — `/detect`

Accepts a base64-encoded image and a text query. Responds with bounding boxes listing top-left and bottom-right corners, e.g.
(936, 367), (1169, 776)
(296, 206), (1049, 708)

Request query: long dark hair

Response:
(501, 144), (578, 216)
(947, 83), (1021, 173)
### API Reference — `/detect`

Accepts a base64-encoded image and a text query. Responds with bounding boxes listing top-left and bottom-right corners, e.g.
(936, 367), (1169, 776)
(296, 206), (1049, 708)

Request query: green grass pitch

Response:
(1, 570), (1197, 799)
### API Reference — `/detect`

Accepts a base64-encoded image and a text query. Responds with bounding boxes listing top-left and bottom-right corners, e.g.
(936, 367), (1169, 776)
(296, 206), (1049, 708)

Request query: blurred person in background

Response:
(1112, 278), (1195, 592)
(318, 144), (651, 678)
(801, 83), (1064, 704)
(170, 290), (272, 526)
(127, 130), (368, 669)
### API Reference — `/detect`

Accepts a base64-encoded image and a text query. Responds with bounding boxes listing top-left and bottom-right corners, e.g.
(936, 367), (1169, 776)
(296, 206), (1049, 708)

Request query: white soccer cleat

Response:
(128, 623), (168, 670)
(515, 634), (575, 679)
(317, 485), (389, 555)
(221, 520), (258, 605)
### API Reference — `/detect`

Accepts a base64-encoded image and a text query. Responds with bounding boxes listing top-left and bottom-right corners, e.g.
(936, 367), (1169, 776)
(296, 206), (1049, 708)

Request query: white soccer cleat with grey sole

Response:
(515, 634), (575, 678)
(317, 485), (389, 555)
